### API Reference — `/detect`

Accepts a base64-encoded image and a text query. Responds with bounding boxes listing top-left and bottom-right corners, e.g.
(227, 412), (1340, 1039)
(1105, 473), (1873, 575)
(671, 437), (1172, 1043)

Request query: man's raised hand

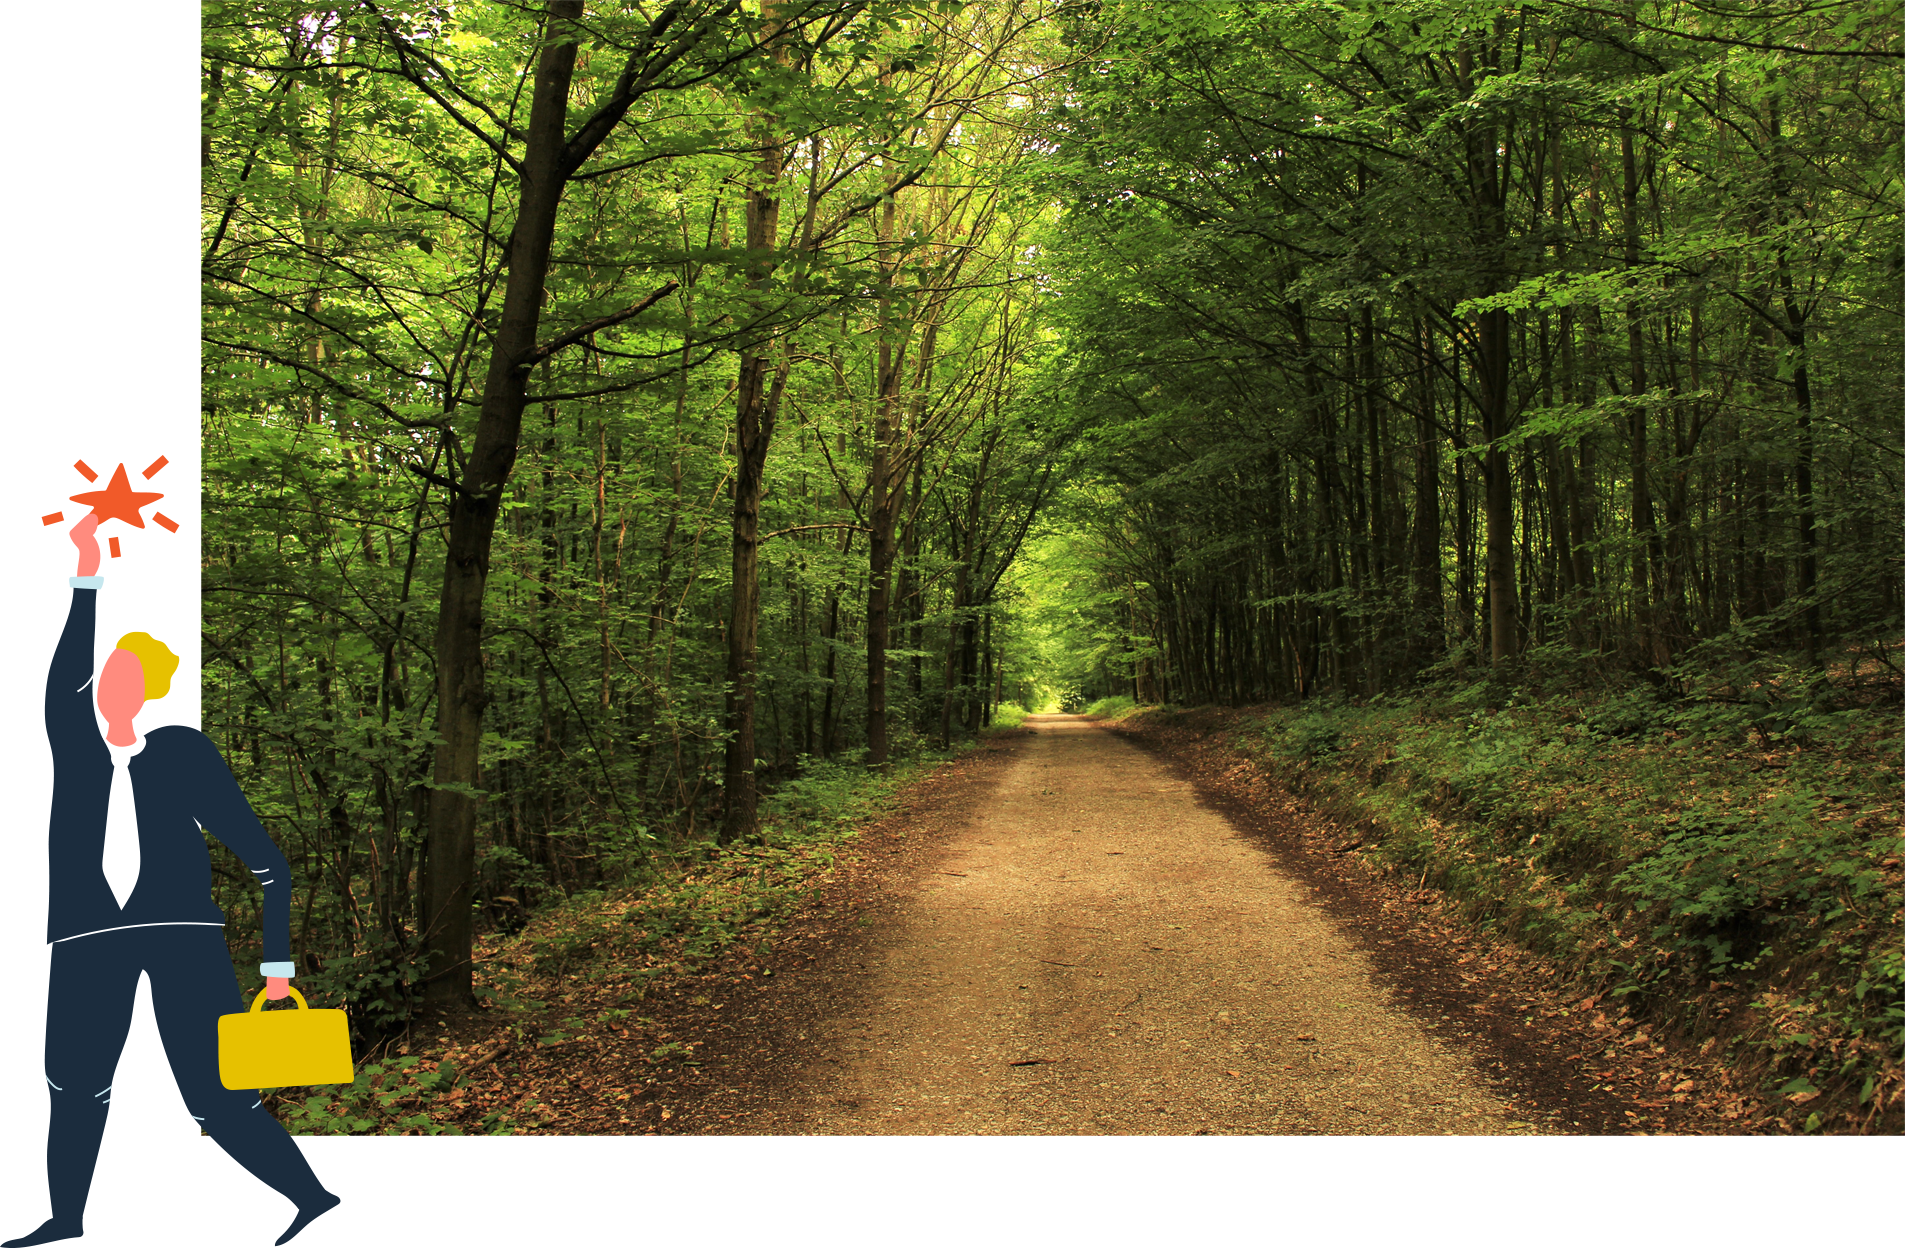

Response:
(70, 514), (100, 578)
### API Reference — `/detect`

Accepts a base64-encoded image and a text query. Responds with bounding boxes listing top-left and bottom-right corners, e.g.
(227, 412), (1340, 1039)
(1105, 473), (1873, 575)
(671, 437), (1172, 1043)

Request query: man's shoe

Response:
(276, 1191), (341, 1246)
(2, 1218), (82, 1247)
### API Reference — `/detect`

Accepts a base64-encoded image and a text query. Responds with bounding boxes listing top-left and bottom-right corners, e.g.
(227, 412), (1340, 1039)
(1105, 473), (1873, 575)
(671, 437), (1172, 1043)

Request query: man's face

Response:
(97, 649), (146, 726)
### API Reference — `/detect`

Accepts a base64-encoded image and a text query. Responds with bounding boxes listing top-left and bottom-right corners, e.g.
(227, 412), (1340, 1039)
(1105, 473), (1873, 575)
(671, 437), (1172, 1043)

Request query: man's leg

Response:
(3, 935), (143, 1247)
(145, 929), (337, 1244)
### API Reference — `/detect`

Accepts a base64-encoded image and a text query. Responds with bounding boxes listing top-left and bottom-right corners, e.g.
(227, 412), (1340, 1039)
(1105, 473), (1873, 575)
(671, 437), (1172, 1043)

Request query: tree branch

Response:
(516, 280), (680, 369)
(405, 460), (479, 501)
(761, 522), (873, 541)
(199, 334), (456, 428)
(362, 2), (528, 173)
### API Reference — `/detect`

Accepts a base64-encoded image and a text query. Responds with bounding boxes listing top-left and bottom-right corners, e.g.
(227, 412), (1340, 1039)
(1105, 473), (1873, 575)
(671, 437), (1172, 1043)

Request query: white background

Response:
(2, 2), (198, 453)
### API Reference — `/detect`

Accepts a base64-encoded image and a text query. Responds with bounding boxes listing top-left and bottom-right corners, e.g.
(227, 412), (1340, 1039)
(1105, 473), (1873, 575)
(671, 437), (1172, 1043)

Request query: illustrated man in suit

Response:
(6, 515), (341, 1247)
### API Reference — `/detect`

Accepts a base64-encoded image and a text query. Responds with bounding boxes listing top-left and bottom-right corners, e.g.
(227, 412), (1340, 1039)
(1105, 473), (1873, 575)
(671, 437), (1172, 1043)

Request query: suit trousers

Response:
(40, 925), (326, 1223)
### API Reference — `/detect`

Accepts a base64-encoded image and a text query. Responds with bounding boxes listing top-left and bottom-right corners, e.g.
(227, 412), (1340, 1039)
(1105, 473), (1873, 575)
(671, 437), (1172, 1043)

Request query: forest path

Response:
(677, 715), (1547, 1135)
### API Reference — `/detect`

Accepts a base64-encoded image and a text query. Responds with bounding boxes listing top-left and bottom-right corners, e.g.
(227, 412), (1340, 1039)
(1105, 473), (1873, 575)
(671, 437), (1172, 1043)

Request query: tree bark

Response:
(720, 123), (788, 843)
(864, 183), (908, 770)
(1461, 36), (1518, 664)
(1620, 111), (1662, 662)
(720, 339), (785, 842)
(1767, 97), (1821, 661)
(1410, 318), (1443, 668)
(422, 2), (585, 1008)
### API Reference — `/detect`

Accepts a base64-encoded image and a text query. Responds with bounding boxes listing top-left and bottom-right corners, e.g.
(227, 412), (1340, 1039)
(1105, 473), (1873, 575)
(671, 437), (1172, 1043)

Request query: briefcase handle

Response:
(248, 985), (312, 1013)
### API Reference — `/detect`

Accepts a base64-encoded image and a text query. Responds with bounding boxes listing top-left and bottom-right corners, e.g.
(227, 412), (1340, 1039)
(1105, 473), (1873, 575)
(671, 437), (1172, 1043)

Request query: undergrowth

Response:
(273, 748), (954, 1135)
(1205, 651), (1903, 1133)
(1080, 694), (1140, 720)
(990, 701), (1032, 729)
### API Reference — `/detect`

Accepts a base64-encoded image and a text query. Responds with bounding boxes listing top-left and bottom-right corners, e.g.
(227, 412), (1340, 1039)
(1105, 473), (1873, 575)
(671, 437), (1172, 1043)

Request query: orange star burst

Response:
(70, 463), (164, 528)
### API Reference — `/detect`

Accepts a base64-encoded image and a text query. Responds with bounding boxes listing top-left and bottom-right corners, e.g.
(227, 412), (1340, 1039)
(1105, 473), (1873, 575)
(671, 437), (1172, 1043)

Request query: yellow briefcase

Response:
(218, 987), (354, 1090)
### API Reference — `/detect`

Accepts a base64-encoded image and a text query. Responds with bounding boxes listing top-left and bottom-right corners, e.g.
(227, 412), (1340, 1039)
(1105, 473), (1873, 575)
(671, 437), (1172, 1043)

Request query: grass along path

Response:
(269, 747), (961, 1136)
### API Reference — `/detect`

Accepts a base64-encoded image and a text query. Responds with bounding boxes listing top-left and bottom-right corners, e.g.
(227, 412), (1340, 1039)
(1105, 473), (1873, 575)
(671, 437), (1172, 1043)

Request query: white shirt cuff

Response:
(259, 961), (295, 978)
(70, 576), (103, 589)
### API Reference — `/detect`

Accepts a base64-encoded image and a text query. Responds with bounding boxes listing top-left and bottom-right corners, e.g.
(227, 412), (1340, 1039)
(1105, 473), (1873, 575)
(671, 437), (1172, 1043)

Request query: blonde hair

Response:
(114, 633), (180, 701)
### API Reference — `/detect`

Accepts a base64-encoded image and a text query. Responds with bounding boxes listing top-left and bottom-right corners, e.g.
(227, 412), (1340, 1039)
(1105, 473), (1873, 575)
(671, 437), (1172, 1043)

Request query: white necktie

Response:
(103, 743), (142, 908)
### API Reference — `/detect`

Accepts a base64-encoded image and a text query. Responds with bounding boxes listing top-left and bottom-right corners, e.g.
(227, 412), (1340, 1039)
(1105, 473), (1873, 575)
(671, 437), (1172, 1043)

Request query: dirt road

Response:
(669, 714), (1567, 1135)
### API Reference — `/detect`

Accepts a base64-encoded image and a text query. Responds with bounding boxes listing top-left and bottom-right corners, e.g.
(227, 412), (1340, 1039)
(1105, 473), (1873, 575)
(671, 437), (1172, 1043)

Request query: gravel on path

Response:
(673, 714), (1554, 1135)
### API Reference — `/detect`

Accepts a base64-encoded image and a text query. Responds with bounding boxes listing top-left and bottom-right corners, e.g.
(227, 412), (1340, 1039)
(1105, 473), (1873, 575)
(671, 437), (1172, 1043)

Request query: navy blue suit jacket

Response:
(45, 585), (291, 963)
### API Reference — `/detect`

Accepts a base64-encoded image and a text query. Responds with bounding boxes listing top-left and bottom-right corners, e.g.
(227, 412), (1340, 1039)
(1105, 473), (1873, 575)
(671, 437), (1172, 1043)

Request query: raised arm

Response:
(47, 516), (104, 754)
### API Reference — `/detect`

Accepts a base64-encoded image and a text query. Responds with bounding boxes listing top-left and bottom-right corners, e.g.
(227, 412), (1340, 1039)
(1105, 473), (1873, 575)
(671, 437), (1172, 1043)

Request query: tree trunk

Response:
(1359, 305), (1388, 693)
(1784, 312), (1820, 660)
(1767, 98), (1821, 660)
(719, 347), (786, 842)
(720, 12), (792, 842)
(904, 456), (925, 700)
(1410, 318), (1443, 667)
(865, 184), (909, 770)
(1461, 36), (1517, 665)
(422, 2), (585, 1008)
(1620, 113), (1662, 662)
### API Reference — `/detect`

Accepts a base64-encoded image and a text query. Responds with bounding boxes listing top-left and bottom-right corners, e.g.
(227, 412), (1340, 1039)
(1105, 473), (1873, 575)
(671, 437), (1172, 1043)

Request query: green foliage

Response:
(201, 0), (1899, 1131)
(274, 1056), (522, 1137)
(201, 0), (1073, 1027)
(989, 701), (1031, 730)
(295, 934), (427, 1047)
(1284, 704), (1347, 760)
(1608, 787), (1883, 975)
(481, 747), (952, 1001)
(1027, 0), (1903, 709)
(1229, 668), (1903, 1129)
(996, 515), (1155, 709)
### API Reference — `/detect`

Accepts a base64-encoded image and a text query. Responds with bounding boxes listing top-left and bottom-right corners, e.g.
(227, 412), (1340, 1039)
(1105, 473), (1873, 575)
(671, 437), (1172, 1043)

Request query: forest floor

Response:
(421, 713), (1759, 1135)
